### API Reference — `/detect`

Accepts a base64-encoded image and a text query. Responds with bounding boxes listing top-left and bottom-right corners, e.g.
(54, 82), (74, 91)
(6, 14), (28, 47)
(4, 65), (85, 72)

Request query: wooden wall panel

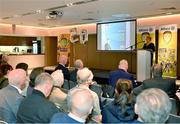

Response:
(44, 36), (57, 66)
(72, 34), (137, 73)
(87, 35), (100, 69)
(0, 36), (35, 46)
(73, 42), (88, 67)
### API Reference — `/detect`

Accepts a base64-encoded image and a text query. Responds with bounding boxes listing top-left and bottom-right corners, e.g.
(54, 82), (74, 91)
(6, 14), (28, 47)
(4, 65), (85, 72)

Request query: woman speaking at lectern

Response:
(143, 35), (155, 65)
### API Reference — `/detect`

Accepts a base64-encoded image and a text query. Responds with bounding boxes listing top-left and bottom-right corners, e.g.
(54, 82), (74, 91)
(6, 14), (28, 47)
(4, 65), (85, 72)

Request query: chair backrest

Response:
(62, 80), (70, 90)
(166, 114), (180, 123)
(101, 84), (115, 98)
(170, 98), (178, 115)
(69, 80), (77, 89)
(90, 84), (102, 98)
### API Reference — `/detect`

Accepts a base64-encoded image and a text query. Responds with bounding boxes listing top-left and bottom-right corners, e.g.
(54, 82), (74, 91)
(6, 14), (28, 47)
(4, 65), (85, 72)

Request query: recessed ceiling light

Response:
(112, 14), (130, 18)
(13, 14), (21, 18)
(67, 3), (73, 7)
(36, 10), (43, 14)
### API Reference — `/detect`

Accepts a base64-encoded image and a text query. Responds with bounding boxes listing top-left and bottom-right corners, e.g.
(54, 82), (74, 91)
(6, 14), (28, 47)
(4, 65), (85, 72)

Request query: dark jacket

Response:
(17, 89), (59, 123)
(50, 112), (83, 123)
(102, 100), (135, 123)
(0, 77), (8, 89)
(133, 77), (176, 98)
(70, 68), (78, 82)
(109, 69), (137, 88)
(55, 64), (70, 80)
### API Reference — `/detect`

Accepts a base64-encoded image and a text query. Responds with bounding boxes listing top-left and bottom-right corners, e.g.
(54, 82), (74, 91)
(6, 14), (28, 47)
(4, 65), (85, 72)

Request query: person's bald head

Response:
(51, 70), (64, 87)
(68, 88), (93, 119)
(152, 64), (162, 78)
(59, 55), (68, 66)
(8, 69), (27, 90)
(118, 59), (128, 71)
(77, 67), (93, 84)
(74, 59), (83, 69)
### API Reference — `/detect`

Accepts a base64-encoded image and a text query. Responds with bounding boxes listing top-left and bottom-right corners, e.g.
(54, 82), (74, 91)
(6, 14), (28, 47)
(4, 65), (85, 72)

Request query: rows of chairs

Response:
(62, 80), (115, 98)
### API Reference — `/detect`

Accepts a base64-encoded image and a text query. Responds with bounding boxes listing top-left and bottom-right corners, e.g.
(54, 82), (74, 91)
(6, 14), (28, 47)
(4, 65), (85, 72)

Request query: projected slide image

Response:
(97, 20), (135, 51)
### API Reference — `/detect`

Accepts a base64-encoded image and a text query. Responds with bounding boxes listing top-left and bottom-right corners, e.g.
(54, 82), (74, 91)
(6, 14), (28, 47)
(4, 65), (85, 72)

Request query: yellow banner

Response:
(57, 34), (71, 65)
(158, 24), (177, 77)
(137, 26), (156, 48)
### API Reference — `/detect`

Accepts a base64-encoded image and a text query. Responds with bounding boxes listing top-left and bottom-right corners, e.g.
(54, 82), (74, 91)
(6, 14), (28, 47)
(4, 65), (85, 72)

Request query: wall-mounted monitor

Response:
(97, 20), (136, 51)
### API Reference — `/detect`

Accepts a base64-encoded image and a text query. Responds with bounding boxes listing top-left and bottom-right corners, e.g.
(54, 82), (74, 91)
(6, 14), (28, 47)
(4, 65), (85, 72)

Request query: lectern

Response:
(137, 50), (151, 82)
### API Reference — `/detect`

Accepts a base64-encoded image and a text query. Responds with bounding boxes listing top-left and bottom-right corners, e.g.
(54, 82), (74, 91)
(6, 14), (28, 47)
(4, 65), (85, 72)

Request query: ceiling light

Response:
(13, 14), (21, 18)
(46, 11), (63, 20)
(36, 10), (43, 14)
(67, 3), (73, 7)
(112, 14), (130, 18)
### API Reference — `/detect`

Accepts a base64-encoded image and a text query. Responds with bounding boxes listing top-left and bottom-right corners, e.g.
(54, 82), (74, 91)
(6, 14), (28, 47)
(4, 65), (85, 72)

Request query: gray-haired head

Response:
(135, 88), (172, 123)
(51, 70), (64, 87)
(34, 72), (54, 97)
(152, 64), (163, 78)
(74, 59), (83, 69)
(77, 67), (93, 84)
(67, 88), (93, 119)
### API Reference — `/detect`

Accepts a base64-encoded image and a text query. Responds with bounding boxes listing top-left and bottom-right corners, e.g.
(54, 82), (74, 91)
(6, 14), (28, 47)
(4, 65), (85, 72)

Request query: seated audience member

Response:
(133, 64), (176, 98)
(109, 59), (137, 88)
(0, 54), (9, 65)
(55, 55), (70, 80)
(0, 69), (27, 123)
(50, 88), (93, 123)
(49, 70), (68, 112)
(102, 79), (135, 123)
(134, 88), (172, 123)
(16, 73), (59, 123)
(0, 64), (13, 89)
(74, 67), (102, 122)
(16, 62), (29, 96)
(27, 67), (44, 95)
(16, 62), (28, 73)
(70, 59), (83, 82)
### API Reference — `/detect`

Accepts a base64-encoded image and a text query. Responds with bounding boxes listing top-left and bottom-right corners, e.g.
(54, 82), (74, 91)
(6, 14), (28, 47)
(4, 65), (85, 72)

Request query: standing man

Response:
(109, 59), (137, 88)
(55, 55), (70, 80)
(0, 69), (27, 123)
(17, 73), (59, 123)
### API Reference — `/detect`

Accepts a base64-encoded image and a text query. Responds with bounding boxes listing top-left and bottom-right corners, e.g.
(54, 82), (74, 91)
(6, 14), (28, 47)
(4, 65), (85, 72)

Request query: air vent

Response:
(160, 7), (176, 11)
(82, 18), (96, 20)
